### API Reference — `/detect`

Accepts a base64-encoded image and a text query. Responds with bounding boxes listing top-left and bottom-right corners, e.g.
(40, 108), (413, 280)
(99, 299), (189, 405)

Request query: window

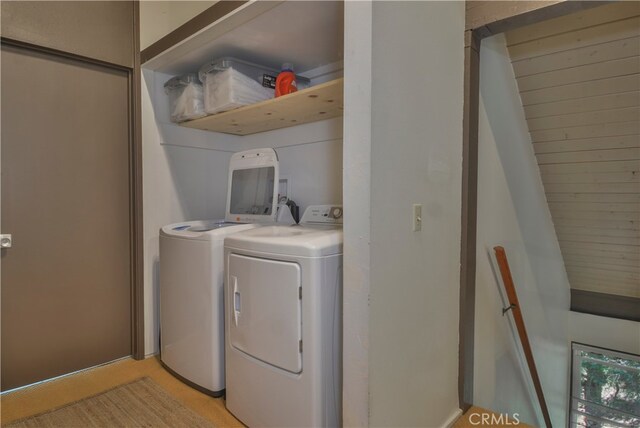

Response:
(571, 343), (640, 427)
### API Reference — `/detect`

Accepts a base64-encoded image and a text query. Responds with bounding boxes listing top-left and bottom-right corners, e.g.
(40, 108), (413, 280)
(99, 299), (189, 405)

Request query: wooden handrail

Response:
(493, 246), (553, 428)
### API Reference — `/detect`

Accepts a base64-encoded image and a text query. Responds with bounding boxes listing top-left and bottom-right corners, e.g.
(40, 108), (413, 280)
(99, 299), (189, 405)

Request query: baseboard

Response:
(442, 408), (464, 428)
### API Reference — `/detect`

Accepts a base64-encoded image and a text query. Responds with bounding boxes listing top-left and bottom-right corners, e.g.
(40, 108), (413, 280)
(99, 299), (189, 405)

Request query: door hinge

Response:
(299, 287), (302, 299)
(299, 340), (303, 353)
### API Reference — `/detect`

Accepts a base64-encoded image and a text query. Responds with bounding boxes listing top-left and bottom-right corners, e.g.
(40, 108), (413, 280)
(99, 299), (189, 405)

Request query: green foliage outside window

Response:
(572, 345), (640, 428)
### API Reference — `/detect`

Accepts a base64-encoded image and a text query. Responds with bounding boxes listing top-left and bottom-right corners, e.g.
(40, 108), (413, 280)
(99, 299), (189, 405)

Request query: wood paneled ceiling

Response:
(505, 1), (640, 299)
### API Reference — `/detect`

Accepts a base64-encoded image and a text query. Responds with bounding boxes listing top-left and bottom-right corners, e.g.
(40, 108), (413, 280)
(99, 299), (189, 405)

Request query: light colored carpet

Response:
(4, 377), (213, 428)
(0, 357), (242, 427)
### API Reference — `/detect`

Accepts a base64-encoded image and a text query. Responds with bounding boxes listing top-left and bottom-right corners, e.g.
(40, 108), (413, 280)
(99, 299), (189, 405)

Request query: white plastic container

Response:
(164, 74), (206, 123)
(198, 57), (310, 115)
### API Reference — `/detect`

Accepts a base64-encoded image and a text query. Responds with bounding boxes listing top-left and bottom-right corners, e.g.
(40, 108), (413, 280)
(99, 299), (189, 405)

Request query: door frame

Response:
(458, 0), (610, 411)
(1, 8), (145, 360)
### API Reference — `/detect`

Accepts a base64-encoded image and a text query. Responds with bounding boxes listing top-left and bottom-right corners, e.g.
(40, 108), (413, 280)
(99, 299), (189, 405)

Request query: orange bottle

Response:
(275, 63), (297, 98)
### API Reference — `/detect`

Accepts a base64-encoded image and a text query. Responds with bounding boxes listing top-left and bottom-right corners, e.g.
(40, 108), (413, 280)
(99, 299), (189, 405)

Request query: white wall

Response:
(344, 2), (464, 426)
(474, 34), (571, 426)
(342, 1), (372, 425)
(141, 70), (230, 354)
(140, 1), (217, 50)
(570, 312), (640, 355)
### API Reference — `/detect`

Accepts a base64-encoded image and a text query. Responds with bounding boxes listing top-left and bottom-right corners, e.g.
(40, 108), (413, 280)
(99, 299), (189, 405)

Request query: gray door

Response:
(1, 44), (132, 391)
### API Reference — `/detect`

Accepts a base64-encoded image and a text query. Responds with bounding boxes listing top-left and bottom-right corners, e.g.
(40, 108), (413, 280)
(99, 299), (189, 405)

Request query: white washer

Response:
(159, 148), (280, 396)
(224, 205), (343, 427)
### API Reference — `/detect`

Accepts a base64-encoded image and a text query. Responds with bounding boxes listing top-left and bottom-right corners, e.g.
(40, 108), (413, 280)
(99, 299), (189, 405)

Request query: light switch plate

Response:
(413, 204), (422, 232)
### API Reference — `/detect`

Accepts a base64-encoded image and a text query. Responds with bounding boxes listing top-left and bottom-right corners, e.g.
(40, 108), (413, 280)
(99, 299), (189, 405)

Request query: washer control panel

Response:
(300, 205), (343, 224)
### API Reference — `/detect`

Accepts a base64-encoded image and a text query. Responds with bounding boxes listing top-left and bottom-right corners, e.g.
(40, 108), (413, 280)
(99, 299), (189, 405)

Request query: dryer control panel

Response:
(300, 205), (343, 225)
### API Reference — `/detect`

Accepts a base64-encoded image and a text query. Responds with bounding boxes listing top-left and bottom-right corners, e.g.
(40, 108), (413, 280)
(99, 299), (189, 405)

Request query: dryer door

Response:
(228, 253), (302, 374)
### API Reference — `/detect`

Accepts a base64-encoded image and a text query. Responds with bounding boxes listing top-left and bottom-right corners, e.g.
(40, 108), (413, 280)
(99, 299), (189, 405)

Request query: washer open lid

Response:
(225, 148), (279, 223)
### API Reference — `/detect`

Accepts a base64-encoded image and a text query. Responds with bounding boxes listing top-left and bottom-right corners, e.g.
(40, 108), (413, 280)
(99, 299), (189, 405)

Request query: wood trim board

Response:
(571, 289), (640, 321)
(466, 1), (607, 36)
(458, 28), (480, 411)
(131, 0), (144, 360)
(140, 1), (248, 64)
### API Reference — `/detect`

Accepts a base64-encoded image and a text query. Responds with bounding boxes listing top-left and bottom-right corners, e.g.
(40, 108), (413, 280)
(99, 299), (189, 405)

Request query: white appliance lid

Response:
(224, 225), (343, 257)
(225, 148), (279, 224)
(160, 220), (258, 241)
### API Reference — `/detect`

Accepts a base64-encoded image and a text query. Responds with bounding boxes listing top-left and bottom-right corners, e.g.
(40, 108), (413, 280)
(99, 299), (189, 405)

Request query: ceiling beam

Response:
(571, 289), (640, 321)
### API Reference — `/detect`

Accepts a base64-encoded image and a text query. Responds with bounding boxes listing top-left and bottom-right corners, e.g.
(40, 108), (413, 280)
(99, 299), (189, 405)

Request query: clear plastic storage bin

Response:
(198, 57), (310, 115)
(164, 74), (206, 123)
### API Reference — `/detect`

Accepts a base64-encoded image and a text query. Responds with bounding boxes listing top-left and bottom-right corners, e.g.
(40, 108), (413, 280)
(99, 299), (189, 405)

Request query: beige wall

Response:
(140, 1), (217, 50)
(1, 1), (134, 67)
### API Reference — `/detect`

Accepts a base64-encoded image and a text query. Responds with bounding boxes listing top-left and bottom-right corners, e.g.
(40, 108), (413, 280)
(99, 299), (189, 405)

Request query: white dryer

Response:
(159, 148), (280, 396)
(224, 205), (343, 427)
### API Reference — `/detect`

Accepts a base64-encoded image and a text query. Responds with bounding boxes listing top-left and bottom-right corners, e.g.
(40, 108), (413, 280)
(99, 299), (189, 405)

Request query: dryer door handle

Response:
(232, 275), (240, 326)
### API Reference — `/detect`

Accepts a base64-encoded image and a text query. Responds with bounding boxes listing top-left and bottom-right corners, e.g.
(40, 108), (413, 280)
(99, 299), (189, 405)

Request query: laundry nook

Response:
(1, 1), (638, 428)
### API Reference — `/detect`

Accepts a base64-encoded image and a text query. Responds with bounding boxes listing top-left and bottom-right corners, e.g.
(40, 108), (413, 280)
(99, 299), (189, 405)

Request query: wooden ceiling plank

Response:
(508, 16), (640, 61)
(554, 217), (639, 230)
(527, 106), (639, 131)
(516, 56), (639, 92)
(534, 135), (639, 154)
(547, 198), (640, 210)
(566, 263), (640, 276)
(506, 2), (640, 46)
(563, 253), (640, 268)
(559, 240), (640, 254)
(570, 282), (640, 298)
(521, 75), (640, 106)
(549, 201), (640, 212)
(539, 160), (640, 175)
(558, 233), (640, 246)
(542, 171), (640, 184)
(513, 36), (640, 78)
(536, 147), (640, 164)
(559, 225), (640, 239)
(531, 122), (639, 143)
(568, 266), (640, 281)
(525, 91), (640, 119)
(568, 275), (640, 291)
(545, 182), (639, 194)
(562, 249), (640, 263)
(569, 273), (640, 288)
(551, 204), (640, 217)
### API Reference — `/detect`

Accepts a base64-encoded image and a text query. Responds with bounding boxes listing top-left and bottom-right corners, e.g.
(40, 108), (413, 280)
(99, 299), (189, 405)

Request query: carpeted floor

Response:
(0, 356), (243, 427)
(1, 357), (536, 428)
(5, 377), (213, 428)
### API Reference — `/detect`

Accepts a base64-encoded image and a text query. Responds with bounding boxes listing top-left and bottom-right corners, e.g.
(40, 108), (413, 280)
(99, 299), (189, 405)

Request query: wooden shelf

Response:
(180, 78), (343, 136)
